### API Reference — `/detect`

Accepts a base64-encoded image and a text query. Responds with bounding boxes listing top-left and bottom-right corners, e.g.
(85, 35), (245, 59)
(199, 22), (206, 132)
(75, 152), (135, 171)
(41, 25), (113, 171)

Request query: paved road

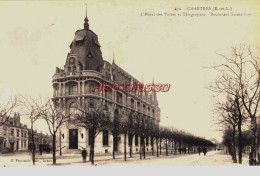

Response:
(0, 151), (248, 166)
(98, 151), (249, 166)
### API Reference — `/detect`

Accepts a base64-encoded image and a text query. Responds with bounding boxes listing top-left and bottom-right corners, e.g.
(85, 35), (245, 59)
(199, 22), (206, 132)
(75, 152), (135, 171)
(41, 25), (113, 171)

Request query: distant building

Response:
(0, 113), (52, 153)
(52, 7), (161, 154)
(28, 130), (52, 152)
(0, 113), (28, 152)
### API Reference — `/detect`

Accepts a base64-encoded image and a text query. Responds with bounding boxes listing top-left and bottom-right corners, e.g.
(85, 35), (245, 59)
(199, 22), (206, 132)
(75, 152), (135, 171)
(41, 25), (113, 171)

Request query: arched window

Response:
(116, 92), (122, 104)
(69, 103), (78, 122)
(105, 86), (112, 100)
(103, 104), (108, 111)
(68, 84), (77, 95)
(114, 109), (119, 122)
(78, 62), (83, 71)
(143, 104), (146, 114)
(137, 102), (141, 112)
(131, 98), (135, 109)
(72, 66), (76, 72)
(89, 102), (94, 111)
(148, 107), (150, 116)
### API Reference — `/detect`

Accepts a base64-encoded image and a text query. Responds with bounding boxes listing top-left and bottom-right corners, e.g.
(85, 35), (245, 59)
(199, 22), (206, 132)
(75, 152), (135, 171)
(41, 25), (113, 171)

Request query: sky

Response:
(0, 0), (259, 142)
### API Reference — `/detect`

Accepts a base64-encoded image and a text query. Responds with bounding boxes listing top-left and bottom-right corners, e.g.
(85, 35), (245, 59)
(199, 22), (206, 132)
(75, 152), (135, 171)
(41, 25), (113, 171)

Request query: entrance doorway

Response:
(69, 129), (78, 149)
(10, 143), (14, 151)
(16, 141), (19, 152)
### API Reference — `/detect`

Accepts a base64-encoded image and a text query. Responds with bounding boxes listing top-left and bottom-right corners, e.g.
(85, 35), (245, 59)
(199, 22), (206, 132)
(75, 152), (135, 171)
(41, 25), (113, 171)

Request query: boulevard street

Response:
(0, 151), (249, 166)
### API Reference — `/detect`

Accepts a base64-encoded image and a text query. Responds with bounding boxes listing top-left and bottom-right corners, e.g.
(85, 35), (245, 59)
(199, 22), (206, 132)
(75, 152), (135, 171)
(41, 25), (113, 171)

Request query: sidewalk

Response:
(0, 151), (199, 167)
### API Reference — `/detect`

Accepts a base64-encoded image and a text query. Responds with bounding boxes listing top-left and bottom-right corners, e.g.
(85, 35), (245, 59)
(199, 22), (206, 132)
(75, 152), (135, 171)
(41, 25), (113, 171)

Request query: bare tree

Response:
(208, 45), (259, 164)
(105, 110), (120, 159)
(21, 96), (41, 165)
(120, 108), (135, 161)
(40, 98), (70, 165)
(0, 95), (20, 126)
(75, 104), (108, 165)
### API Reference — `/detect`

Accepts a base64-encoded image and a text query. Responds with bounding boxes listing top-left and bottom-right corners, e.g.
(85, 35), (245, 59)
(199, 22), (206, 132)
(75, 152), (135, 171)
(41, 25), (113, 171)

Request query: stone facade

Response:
(28, 130), (52, 152)
(52, 9), (161, 155)
(0, 113), (28, 152)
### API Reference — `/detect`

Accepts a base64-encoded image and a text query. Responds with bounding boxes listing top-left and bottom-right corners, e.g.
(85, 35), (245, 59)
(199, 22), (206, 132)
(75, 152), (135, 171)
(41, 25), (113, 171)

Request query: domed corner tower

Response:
(65, 9), (104, 73)
(52, 7), (106, 153)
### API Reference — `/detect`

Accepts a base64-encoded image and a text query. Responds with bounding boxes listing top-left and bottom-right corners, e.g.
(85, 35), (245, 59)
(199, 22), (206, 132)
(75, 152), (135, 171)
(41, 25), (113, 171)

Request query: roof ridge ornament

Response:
(112, 48), (115, 64)
(84, 3), (89, 30)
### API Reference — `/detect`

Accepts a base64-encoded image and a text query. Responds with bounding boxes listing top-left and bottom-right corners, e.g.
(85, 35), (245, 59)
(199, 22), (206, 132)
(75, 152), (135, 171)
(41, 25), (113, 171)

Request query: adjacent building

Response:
(0, 113), (52, 153)
(0, 113), (28, 152)
(52, 8), (161, 154)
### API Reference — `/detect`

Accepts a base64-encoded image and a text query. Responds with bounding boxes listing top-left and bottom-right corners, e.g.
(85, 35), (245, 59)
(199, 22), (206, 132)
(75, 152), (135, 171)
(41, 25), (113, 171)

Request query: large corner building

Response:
(52, 8), (161, 154)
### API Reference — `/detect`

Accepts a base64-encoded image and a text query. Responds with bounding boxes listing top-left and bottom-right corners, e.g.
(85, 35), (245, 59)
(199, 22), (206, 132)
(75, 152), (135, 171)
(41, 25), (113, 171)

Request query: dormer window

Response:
(69, 58), (75, 65)
(76, 40), (84, 46)
(87, 51), (93, 59)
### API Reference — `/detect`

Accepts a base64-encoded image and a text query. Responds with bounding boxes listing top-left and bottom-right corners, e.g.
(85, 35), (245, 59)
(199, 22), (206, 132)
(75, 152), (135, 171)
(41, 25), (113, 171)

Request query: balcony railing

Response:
(53, 70), (104, 80)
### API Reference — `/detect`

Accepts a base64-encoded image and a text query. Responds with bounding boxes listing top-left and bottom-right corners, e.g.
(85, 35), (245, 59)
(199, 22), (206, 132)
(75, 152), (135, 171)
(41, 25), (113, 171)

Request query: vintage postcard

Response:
(0, 0), (259, 169)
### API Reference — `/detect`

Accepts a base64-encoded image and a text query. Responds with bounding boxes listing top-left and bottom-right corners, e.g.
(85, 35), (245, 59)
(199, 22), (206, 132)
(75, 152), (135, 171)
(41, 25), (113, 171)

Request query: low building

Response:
(28, 130), (52, 152)
(0, 113), (28, 152)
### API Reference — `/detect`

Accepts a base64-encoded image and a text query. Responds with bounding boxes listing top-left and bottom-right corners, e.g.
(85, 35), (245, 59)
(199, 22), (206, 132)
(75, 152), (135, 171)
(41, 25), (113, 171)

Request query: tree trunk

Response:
(124, 133), (127, 161)
(238, 118), (243, 164)
(140, 136), (142, 159)
(59, 131), (62, 156)
(171, 141), (174, 154)
(89, 133), (95, 165)
(179, 142), (182, 154)
(130, 144), (132, 158)
(174, 140), (177, 154)
(113, 135), (116, 159)
(52, 133), (56, 165)
(91, 139), (95, 165)
(251, 117), (258, 165)
(129, 134), (132, 157)
(143, 136), (146, 159)
(166, 139), (168, 156)
(31, 126), (35, 165)
(232, 125), (237, 163)
(159, 138), (162, 155)
(152, 138), (154, 156)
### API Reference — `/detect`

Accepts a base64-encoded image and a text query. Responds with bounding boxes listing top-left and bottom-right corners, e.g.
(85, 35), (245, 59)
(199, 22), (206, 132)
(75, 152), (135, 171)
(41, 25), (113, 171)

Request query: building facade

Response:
(0, 113), (28, 152)
(28, 130), (52, 152)
(52, 9), (161, 154)
(0, 113), (52, 153)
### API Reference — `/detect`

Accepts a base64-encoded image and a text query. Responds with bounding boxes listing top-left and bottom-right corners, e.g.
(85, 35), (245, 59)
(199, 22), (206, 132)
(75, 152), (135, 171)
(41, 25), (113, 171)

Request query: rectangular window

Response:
(135, 134), (138, 146)
(11, 129), (14, 136)
(21, 131), (23, 137)
(17, 129), (19, 137)
(102, 130), (109, 146)
(3, 127), (7, 136)
(24, 133), (27, 138)
(146, 137), (149, 146)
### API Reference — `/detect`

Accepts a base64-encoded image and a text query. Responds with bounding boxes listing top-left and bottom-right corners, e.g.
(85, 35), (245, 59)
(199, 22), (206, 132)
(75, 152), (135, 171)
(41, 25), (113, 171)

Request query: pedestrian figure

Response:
(203, 147), (207, 156)
(82, 148), (87, 163)
(198, 147), (201, 156)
